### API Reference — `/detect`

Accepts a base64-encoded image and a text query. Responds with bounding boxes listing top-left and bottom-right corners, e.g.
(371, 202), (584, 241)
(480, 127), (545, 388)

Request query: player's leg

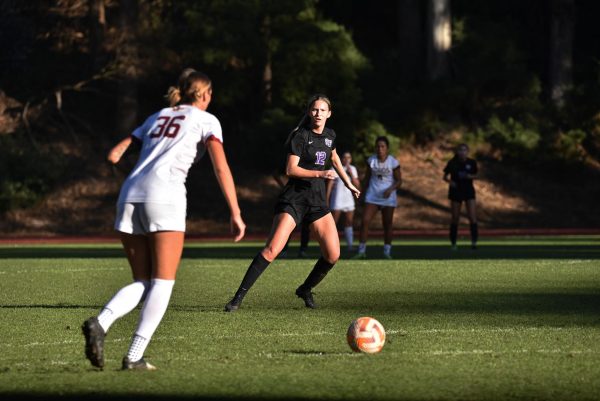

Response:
(225, 213), (296, 312)
(355, 203), (378, 258)
(381, 207), (395, 258)
(449, 201), (461, 249)
(82, 232), (152, 369)
(343, 210), (355, 251)
(296, 213), (340, 308)
(123, 230), (184, 370)
(466, 199), (478, 249)
(298, 222), (310, 257)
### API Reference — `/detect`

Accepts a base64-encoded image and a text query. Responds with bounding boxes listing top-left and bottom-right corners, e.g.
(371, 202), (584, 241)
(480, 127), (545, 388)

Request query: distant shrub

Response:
(352, 119), (401, 165)
(468, 116), (540, 159)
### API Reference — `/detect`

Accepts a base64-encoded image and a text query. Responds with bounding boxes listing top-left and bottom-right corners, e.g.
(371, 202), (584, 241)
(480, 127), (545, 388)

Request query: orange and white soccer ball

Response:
(346, 317), (386, 353)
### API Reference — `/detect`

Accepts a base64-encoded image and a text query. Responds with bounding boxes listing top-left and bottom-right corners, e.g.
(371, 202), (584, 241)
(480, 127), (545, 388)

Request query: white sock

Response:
(97, 280), (150, 333)
(358, 242), (366, 254)
(344, 227), (354, 249)
(128, 279), (175, 360)
(383, 244), (392, 256)
(126, 334), (149, 362)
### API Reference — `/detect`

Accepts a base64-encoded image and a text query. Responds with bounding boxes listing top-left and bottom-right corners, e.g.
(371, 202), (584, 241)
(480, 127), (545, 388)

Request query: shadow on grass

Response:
(325, 291), (600, 317)
(0, 243), (598, 260)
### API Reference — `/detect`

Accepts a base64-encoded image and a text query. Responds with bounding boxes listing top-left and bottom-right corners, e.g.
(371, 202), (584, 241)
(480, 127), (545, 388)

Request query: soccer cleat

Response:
(122, 357), (157, 371)
(82, 317), (106, 368)
(383, 253), (392, 260)
(224, 293), (245, 312)
(352, 252), (366, 260)
(295, 286), (316, 309)
(451, 244), (458, 251)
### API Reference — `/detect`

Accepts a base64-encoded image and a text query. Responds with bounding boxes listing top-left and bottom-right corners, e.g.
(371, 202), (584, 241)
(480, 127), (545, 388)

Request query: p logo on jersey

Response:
(325, 138), (332, 147)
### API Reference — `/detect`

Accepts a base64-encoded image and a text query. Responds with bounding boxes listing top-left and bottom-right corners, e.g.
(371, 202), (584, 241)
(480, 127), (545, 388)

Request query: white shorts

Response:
(331, 205), (355, 213)
(115, 202), (186, 234)
(365, 192), (397, 208)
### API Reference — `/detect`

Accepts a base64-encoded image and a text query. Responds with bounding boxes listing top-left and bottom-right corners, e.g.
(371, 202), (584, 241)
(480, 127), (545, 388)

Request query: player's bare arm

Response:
(107, 136), (133, 164)
(383, 167), (402, 198)
(285, 154), (336, 179)
(207, 138), (246, 242)
(331, 150), (360, 198)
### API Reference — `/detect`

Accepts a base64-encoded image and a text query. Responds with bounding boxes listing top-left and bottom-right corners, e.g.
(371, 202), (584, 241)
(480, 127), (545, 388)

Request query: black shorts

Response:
(274, 202), (330, 226)
(448, 187), (476, 202)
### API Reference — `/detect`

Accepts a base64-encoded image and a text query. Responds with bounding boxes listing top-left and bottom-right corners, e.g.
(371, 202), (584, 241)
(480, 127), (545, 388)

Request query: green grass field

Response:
(1, 237), (599, 401)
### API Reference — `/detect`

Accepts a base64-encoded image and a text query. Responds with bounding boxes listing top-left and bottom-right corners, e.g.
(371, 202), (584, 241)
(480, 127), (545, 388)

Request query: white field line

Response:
(8, 348), (599, 368)
(1, 327), (597, 350)
(0, 267), (126, 275)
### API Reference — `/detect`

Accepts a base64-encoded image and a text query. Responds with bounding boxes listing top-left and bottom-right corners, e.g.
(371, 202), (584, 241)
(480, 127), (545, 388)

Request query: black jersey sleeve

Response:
(443, 160), (452, 174)
(329, 128), (337, 150)
(287, 130), (306, 157)
(471, 159), (478, 174)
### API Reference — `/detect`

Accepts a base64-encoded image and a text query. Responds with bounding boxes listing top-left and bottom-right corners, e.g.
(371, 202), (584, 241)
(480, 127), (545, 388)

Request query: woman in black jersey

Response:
(225, 94), (360, 311)
(443, 143), (479, 249)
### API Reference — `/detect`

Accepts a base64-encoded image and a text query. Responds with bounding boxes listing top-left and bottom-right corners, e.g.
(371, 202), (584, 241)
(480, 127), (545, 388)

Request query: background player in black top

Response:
(225, 94), (360, 311)
(443, 143), (479, 249)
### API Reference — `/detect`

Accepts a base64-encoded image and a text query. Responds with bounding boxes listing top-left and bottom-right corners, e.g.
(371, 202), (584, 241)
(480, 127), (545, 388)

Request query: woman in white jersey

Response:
(327, 151), (360, 251)
(82, 69), (246, 371)
(354, 136), (401, 259)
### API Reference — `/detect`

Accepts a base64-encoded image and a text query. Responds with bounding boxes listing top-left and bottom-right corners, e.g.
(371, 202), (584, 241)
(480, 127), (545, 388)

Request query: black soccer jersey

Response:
(443, 157), (478, 192)
(279, 127), (337, 207)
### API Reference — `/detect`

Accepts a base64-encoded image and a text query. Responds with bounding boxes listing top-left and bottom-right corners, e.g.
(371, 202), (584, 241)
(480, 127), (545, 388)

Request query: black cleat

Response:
(295, 286), (317, 309)
(122, 357), (157, 371)
(224, 294), (245, 312)
(82, 317), (106, 368)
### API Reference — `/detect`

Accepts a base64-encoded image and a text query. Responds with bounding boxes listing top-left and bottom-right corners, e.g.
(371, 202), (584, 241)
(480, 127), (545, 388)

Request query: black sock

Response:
(300, 257), (335, 290)
(300, 223), (310, 250)
(470, 223), (478, 244)
(233, 253), (270, 298)
(450, 223), (458, 245)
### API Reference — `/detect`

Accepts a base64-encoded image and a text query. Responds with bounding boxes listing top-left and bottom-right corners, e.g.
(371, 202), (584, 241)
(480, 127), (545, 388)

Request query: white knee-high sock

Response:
(127, 279), (175, 361)
(97, 280), (150, 333)
(344, 227), (354, 249)
(358, 242), (366, 254)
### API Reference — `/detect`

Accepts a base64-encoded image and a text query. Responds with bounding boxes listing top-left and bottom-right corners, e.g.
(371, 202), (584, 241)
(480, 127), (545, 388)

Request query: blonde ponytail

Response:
(165, 68), (212, 107)
(166, 86), (182, 107)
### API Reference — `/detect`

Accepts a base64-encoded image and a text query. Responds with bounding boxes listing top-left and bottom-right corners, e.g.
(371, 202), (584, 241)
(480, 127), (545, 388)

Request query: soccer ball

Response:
(346, 317), (386, 353)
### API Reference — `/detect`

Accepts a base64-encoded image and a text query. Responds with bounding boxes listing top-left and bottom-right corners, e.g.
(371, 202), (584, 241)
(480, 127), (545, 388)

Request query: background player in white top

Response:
(82, 69), (246, 370)
(354, 136), (401, 259)
(327, 151), (360, 251)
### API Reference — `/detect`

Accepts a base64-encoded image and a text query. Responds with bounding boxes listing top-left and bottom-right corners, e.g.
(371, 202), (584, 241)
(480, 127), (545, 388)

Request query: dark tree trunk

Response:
(548, 0), (574, 109)
(88, 0), (106, 73)
(397, 0), (425, 82)
(261, 14), (272, 106)
(115, 0), (139, 137)
(426, 0), (451, 81)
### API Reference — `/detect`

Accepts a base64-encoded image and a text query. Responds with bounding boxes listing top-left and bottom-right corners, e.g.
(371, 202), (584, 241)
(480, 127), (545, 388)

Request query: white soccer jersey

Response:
(330, 164), (358, 211)
(364, 155), (400, 207)
(117, 105), (223, 205)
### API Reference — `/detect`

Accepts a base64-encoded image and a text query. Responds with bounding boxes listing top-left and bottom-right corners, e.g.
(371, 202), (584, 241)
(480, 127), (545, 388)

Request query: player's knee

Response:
(325, 251), (339, 265)
(262, 245), (280, 261)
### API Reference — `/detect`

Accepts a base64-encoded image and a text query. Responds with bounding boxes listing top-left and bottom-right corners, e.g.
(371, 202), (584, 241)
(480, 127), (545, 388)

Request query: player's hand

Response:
(230, 214), (246, 242)
(449, 181), (457, 188)
(321, 170), (336, 180)
(347, 183), (361, 199)
(383, 188), (394, 198)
